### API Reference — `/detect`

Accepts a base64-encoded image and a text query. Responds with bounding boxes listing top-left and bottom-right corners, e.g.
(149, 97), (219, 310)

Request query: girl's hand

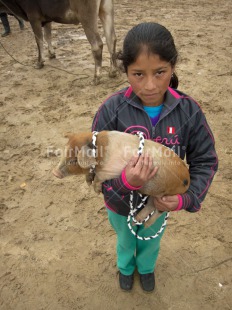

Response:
(154, 195), (179, 212)
(125, 153), (158, 188)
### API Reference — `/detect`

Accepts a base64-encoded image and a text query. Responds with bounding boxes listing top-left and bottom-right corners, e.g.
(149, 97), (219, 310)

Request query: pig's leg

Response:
(135, 196), (155, 223)
(93, 178), (102, 194)
(135, 196), (163, 228)
(85, 172), (95, 186)
(144, 197), (164, 228)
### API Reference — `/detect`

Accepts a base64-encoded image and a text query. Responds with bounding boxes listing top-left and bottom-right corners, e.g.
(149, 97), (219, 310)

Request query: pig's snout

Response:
(52, 158), (70, 179)
(52, 168), (64, 179)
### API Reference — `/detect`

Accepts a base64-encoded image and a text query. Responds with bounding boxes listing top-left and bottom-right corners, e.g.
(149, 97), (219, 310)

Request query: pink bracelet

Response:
(121, 169), (142, 190)
(173, 194), (183, 211)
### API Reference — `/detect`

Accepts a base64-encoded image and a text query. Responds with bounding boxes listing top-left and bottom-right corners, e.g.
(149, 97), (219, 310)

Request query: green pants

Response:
(107, 209), (167, 275)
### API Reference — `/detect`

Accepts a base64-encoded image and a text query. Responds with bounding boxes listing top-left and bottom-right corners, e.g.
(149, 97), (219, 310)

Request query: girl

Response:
(92, 22), (218, 292)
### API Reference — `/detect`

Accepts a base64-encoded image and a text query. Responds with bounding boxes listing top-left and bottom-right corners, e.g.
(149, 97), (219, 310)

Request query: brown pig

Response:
(53, 131), (190, 226)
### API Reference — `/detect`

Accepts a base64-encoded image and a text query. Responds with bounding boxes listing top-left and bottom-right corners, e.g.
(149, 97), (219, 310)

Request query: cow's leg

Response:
(99, 0), (117, 78)
(82, 22), (103, 85)
(43, 22), (56, 59)
(29, 20), (45, 68)
(77, 0), (102, 84)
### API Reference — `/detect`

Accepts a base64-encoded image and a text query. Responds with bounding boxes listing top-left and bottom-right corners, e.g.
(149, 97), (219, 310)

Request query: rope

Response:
(89, 131), (98, 175)
(126, 132), (170, 240)
(127, 211), (170, 241)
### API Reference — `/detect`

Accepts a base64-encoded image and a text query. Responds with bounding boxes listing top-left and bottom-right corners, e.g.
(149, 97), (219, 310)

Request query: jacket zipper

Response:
(129, 102), (179, 139)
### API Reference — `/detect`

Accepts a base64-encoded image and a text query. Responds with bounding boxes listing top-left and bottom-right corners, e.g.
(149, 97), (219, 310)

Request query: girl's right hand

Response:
(124, 153), (158, 188)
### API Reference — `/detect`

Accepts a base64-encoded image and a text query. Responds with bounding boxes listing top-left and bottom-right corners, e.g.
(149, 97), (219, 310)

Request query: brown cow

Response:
(0, 0), (117, 84)
(52, 131), (190, 226)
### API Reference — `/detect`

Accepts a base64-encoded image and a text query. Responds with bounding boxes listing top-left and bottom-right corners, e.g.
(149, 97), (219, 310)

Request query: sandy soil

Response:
(0, 0), (232, 309)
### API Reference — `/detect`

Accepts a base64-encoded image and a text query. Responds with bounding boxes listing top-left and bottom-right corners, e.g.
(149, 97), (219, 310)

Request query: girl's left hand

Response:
(154, 195), (179, 212)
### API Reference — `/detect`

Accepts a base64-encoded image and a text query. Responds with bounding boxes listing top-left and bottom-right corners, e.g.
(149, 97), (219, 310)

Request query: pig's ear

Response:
(77, 145), (97, 169)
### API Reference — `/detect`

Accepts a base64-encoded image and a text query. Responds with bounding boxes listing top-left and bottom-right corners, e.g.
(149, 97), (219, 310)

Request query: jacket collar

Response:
(124, 86), (182, 113)
(161, 87), (182, 119)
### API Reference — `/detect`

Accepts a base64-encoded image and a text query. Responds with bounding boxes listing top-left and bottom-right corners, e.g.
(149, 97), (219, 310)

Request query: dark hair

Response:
(117, 22), (179, 88)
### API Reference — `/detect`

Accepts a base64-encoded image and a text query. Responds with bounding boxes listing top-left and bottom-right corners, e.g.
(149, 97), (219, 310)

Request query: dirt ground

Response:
(0, 0), (232, 309)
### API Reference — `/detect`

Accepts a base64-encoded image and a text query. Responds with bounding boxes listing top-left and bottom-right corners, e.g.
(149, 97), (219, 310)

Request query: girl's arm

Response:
(179, 110), (218, 212)
(92, 99), (133, 196)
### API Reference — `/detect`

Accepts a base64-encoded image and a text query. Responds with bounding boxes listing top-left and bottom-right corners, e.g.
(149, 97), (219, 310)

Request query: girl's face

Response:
(127, 51), (174, 106)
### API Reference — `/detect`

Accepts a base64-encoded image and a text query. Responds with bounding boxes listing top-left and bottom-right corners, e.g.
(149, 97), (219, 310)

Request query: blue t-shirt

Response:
(143, 105), (163, 126)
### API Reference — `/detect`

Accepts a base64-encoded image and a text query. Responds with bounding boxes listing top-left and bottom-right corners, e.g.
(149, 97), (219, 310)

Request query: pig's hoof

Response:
(109, 68), (118, 78)
(93, 182), (102, 194)
(93, 76), (101, 85)
(93, 188), (101, 194)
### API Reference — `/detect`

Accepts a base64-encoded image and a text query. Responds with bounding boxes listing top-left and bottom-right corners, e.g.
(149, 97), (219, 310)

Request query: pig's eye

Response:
(67, 158), (77, 165)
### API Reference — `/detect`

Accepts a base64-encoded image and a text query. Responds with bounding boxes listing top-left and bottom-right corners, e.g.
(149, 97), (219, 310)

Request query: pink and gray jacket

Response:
(92, 86), (218, 216)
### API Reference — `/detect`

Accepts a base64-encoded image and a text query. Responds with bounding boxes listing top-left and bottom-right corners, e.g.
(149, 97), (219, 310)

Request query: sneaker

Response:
(139, 272), (155, 292)
(119, 272), (134, 291)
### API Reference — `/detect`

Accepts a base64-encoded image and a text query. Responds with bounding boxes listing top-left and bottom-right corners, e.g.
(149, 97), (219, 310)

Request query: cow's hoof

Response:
(35, 62), (44, 69)
(93, 76), (101, 85)
(49, 52), (56, 59)
(109, 69), (118, 78)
